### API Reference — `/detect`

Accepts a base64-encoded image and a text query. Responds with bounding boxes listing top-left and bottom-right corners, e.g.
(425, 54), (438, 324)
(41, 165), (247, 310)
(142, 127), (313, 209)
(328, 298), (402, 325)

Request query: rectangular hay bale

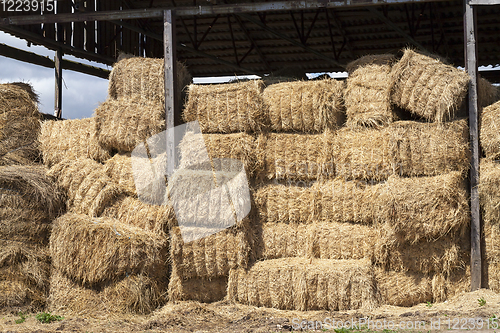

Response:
(48, 158), (124, 217)
(262, 78), (345, 132)
(168, 266), (228, 303)
(95, 96), (165, 152)
(480, 100), (500, 159)
(228, 258), (378, 311)
(335, 120), (470, 181)
(375, 268), (432, 307)
(256, 132), (336, 181)
(345, 55), (396, 129)
(48, 270), (166, 317)
(390, 48), (470, 122)
(39, 118), (111, 167)
(183, 80), (266, 133)
(50, 213), (169, 286)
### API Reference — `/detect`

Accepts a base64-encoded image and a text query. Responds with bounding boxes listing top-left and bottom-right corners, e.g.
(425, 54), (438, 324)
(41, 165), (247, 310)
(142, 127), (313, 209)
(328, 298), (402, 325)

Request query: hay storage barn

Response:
(1, 0), (500, 318)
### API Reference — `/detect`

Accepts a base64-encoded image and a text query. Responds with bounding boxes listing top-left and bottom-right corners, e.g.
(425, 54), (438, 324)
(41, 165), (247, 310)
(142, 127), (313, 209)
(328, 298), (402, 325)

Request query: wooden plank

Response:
(57, 0), (72, 44)
(0, 0), (455, 25)
(164, 10), (177, 176)
(464, 0), (481, 291)
(85, 0), (95, 53)
(54, 49), (63, 118)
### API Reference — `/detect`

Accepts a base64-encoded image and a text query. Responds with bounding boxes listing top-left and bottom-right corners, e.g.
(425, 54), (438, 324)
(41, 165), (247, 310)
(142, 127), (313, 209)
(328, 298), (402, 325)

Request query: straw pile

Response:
(256, 222), (377, 261)
(390, 49), (470, 122)
(48, 158), (124, 217)
(183, 80), (267, 133)
(256, 132), (336, 180)
(168, 267), (228, 303)
(478, 76), (500, 109)
(0, 240), (51, 310)
(335, 120), (470, 181)
(48, 271), (166, 317)
(39, 118), (111, 167)
(345, 55), (396, 129)
(102, 195), (174, 233)
(379, 172), (469, 243)
(108, 58), (191, 106)
(95, 96), (166, 152)
(179, 131), (260, 175)
(50, 213), (168, 286)
(170, 224), (250, 280)
(228, 258), (378, 311)
(263, 78), (345, 133)
(480, 100), (500, 159)
(0, 83), (41, 165)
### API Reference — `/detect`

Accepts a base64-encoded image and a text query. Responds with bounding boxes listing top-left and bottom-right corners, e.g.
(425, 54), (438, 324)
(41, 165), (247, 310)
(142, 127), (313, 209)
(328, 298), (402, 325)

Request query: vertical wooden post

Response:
(464, 0), (481, 291)
(164, 10), (177, 175)
(54, 48), (63, 119)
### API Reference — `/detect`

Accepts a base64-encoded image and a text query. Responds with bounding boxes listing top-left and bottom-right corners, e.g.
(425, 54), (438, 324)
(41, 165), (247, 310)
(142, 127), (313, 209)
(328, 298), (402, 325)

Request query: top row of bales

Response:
(182, 48), (498, 135)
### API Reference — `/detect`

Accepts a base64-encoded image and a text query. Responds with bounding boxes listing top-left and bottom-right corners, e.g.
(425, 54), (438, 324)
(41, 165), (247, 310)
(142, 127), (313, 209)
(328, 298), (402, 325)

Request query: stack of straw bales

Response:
(0, 83), (41, 165)
(41, 56), (189, 316)
(0, 83), (66, 311)
(479, 98), (500, 290)
(344, 54), (396, 129)
(0, 165), (63, 310)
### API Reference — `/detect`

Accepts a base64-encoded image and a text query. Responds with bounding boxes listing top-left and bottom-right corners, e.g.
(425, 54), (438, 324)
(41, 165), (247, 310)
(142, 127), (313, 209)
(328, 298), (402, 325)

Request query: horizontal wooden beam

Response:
(0, 43), (110, 79)
(469, 0), (500, 4)
(0, 0), (453, 25)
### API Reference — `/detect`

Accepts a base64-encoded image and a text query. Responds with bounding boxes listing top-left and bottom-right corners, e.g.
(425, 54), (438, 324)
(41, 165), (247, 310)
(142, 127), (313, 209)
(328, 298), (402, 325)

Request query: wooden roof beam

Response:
(0, 0), (452, 25)
(367, 7), (428, 52)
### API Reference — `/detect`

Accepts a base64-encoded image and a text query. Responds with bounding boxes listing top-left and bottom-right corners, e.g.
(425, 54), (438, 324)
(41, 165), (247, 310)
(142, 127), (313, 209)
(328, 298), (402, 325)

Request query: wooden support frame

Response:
(164, 9), (176, 176)
(54, 48), (63, 118)
(464, 0), (481, 291)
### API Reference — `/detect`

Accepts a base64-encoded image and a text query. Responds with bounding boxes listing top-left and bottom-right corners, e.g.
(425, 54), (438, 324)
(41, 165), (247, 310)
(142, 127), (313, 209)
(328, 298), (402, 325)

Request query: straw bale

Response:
(48, 271), (166, 317)
(263, 78), (345, 133)
(487, 261), (500, 293)
(345, 60), (394, 129)
(0, 165), (64, 219)
(228, 258), (378, 311)
(168, 266), (228, 303)
(183, 80), (266, 133)
(478, 76), (500, 109)
(0, 201), (51, 244)
(50, 213), (168, 286)
(374, 227), (469, 276)
(256, 222), (377, 261)
(95, 96), (166, 152)
(312, 179), (380, 224)
(253, 182), (316, 224)
(390, 48), (470, 122)
(480, 100), (500, 159)
(179, 131), (260, 175)
(335, 120), (470, 181)
(0, 83), (41, 166)
(108, 58), (191, 106)
(167, 169), (250, 228)
(49, 158), (124, 216)
(484, 219), (500, 263)
(379, 172), (470, 243)
(480, 160), (500, 226)
(102, 195), (175, 233)
(39, 117), (111, 167)
(346, 54), (395, 74)
(432, 267), (470, 302)
(256, 132), (336, 181)
(375, 268), (432, 307)
(0, 280), (46, 310)
(170, 223), (251, 280)
(104, 153), (136, 195)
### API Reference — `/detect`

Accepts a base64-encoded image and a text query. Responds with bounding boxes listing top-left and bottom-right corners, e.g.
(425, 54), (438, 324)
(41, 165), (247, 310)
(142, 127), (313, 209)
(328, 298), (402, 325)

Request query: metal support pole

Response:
(54, 48), (63, 119)
(164, 10), (177, 176)
(464, 0), (481, 291)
